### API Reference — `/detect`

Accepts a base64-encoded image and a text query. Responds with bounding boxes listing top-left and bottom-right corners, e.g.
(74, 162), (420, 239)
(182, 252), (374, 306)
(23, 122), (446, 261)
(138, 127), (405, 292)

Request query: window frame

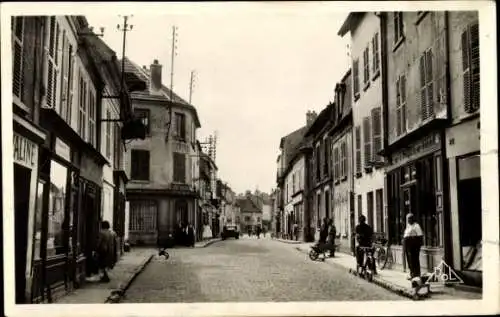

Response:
(393, 12), (405, 51)
(173, 152), (187, 183)
(174, 112), (186, 141)
(363, 46), (370, 90)
(462, 23), (480, 114)
(45, 16), (61, 110)
(88, 89), (96, 147)
(363, 117), (372, 170)
(352, 58), (360, 100)
(372, 32), (380, 79)
(131, 149), (150, 181)
(105, 110), (112, 159)
(371, 107), (382, 161)
(134, 108), (151, 135)
(396, 74), (407, 136)
(77, 76), (87, 140)
(420, 49), (434, 121)
(12, 16), (26, 108)
(355, 126), (362, 177)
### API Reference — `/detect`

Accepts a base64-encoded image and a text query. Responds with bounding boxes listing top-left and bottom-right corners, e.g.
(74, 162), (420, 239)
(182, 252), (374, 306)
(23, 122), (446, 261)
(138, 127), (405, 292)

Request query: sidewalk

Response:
(195, 238), (222, 248)
(275, 240), (482, 300)
(54, 247), (155, 304)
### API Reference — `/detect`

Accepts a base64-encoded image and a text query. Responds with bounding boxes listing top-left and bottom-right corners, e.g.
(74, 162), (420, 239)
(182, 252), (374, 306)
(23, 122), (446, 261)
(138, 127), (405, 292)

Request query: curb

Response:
(105, 253), (155, 303)
(273, 238), (304, 245)
(196, 238), (222, 248)
(294, 246), (421, 300)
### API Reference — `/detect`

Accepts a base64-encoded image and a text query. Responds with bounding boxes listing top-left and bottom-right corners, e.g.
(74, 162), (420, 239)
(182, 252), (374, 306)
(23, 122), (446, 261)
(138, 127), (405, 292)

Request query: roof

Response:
(304, 103), (334, 138)
(122, 57), (201, 128)
(337, 12), (365, 37)
(281, 126), (308, 168)
(236, 197), (262, 213)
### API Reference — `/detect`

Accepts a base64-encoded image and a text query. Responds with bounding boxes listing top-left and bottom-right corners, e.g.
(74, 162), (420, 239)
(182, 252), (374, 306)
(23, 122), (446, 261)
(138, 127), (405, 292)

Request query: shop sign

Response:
(55, 138), (71, 161)
(13, 133), (37, 168)
(392, 133), (441, 165)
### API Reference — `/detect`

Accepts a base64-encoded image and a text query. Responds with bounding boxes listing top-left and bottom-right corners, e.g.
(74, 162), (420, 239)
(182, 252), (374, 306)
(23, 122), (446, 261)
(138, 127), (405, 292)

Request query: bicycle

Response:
(356, 246), (377, 282)
(373, 237), (394, 270)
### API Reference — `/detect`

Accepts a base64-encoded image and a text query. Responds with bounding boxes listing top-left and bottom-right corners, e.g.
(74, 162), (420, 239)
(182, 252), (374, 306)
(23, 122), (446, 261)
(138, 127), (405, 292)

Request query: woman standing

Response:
(403, 213), (424, 280)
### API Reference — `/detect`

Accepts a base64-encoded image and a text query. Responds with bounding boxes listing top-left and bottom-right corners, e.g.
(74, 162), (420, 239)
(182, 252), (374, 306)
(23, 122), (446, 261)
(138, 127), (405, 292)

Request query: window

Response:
(323, 138), (329, 176)
(393, 12), (404, 44)
(174, 113), (186, 140)
(131, 150), (150, 181)
(420, 49), (434, 121)
(88, 90), (96, 147)
(341, 141), (347, 179)
(353, 59), (360, 98)
(46, 16), (60, 109)
(129, 201), (157, 232)
(325, 190), (330, 220)
(315, 145), (320, 181)
(355, 126), (362, 176)
(134, 108), (150, 135)
(78, 77), (87, 139)
(363, 117), (372, 168)
(105, 110), (111, 159)
(396, 74), (407, 136)
(12, 17), (25, 102)
(363, 46), (370, 87)
(60, 31), (69, 118)
(462, 23), (480, 113)
(367, 192), (374, 227)
(113, 123), (122, 169)
(375, 189), (383, 233)
(66, 44), (74, 123)
(33, 180), (45, 260)
(173, 152), (186, 183)
(334, 146), (340, 182)
(371, 107), (382, 160)
(47, 160), (68, 257)
(372, 32), (380, 75)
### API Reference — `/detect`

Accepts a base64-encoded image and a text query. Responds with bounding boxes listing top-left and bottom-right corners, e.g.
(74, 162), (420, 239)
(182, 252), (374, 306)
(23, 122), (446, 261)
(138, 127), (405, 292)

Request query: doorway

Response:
(14, 164), (31, 304)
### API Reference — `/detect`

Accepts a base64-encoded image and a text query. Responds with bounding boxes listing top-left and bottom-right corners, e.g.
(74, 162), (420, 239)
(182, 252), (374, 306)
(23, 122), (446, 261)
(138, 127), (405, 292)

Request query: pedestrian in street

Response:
(174, 222), (183, 246)
(355, 215), (374, 270)
(327, 219), (336, 257)
(96, 220), (117, 283)
(187, 223), (195, 247)
(319, 218), (329, 244)
(403, 213), (424, 280)
(293, 223), (299, 241)
(256, 226), (262, 239)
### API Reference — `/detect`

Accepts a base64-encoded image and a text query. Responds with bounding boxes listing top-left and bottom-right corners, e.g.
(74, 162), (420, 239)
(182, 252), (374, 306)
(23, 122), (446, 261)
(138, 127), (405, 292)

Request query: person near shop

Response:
(187, 223), (195, 247)
(293, 222), (299, 241)
(326, 219), (337, 257)
(355, 215), (373, 269)
(96, 220), (117, 283)
(319, 218), (329, 244)
(403, 213), (424, 280)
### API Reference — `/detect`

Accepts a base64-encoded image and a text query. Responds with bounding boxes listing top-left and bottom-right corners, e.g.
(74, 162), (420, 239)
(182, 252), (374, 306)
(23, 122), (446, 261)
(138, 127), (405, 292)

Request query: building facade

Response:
(283, 154), (306, 240)
(124, 58), (202, 246)
(381, 11), (450, 272)
(237, 197), (263, 234)
(445, 11), (481, 286)
(329, 70), (355, 254)
(338, 13), (386, 244)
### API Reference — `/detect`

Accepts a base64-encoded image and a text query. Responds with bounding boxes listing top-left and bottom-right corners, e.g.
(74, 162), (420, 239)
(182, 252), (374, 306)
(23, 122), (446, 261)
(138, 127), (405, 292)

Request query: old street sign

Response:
(14, 133), (37, 168)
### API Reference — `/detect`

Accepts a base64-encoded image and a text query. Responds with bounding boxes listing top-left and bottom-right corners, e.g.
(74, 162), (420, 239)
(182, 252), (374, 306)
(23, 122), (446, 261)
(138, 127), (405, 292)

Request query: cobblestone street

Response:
(122, 238), (404, 302)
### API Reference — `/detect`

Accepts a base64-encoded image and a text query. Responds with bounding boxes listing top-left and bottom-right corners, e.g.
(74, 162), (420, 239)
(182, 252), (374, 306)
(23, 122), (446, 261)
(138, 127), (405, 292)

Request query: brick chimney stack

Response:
(150, 59), (162, 95)
(306, 110), (318, 126)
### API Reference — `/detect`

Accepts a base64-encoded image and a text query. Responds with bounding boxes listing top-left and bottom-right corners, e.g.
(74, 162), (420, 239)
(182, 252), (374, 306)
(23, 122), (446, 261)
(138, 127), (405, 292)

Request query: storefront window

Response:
(33, 180), (45, 260)
(47, 160), (68, 257)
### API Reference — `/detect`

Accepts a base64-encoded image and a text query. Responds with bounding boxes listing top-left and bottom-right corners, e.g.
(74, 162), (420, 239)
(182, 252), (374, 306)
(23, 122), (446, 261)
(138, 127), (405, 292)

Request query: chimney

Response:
(306, 110), (318, 126)
(150, 59), (162, 95)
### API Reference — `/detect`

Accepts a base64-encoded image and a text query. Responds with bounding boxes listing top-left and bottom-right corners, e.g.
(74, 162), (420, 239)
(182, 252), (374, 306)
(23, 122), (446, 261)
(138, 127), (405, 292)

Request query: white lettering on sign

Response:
(55, 138), (71, 161)
(13, 133), (37, 167)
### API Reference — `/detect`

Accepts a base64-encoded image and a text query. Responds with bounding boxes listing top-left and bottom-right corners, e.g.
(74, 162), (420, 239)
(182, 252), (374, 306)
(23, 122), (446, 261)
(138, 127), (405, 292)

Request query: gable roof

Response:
(122, 57), (201, 127)
(304, 103), (334, 138)
(338, 12), (366, 37)
(236, 197), (262, 213)
(281, 125), (308, 167)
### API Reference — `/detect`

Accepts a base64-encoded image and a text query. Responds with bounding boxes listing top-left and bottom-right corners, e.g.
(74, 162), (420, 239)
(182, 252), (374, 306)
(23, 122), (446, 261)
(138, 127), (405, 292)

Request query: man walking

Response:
(327, 219), (336, 257)
(96, 220), (117, 283)
(355, 215), (374, 271)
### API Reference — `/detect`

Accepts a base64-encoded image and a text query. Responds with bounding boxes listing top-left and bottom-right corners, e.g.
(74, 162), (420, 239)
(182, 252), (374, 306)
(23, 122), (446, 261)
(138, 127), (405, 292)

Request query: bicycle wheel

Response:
(376, 247), (387, 269)
(382, 245), (392, 269)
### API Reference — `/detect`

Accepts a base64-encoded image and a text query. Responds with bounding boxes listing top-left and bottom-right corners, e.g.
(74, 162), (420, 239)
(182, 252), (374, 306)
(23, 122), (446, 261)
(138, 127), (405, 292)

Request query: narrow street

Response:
(122, 238), (404, 302)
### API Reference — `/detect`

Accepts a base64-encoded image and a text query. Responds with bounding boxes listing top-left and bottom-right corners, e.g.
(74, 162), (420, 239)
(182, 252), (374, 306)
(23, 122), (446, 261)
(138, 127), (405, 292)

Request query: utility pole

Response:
(189, 70), (196, 104)
(117, 15), (134, 96)
(165, 25), (178, 143)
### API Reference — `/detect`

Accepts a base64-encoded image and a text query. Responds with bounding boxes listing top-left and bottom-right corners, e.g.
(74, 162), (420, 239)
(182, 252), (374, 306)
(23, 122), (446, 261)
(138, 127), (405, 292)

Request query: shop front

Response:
(385, 131), (446, 273)
(13, 114), (46, 304)
(31, 109), (106, 303)
(446, 118), (482, 286)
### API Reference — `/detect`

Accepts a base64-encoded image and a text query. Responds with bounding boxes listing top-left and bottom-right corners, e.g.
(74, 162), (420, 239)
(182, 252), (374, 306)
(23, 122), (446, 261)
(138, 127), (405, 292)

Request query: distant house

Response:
(236, 197), (262, 234)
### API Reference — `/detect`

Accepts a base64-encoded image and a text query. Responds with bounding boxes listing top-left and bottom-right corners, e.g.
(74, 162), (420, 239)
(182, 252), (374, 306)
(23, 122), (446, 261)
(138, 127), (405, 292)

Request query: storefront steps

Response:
(53, 248), (155, 304)
(277, 241), (482, 301)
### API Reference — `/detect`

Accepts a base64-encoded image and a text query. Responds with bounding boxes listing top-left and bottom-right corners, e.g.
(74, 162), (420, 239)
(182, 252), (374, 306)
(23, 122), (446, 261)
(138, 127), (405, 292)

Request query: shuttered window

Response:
(46, 17), (60, 109)
(78, 77), (87, 139)
(174, 113), (186, 140)
(323, 138), (329, 176)
(363, 117), (372, 168)
(129, 201), (157, 232)
(394, 12), (404, 44)
(131, 150), (150, 181)
(355, 126), (362, 175)
(396, 75), (407, 136)
(334, 146), (340, 182)
(66, 45), (74, 123)
(88, 89), (96, 147)
(173, 152), (186, 183)
(315, 145), (321, 181)
(105, 110), (111, 159)
(60, 32), (69, 118)
(12, 17), (24, 101)
(341, 141), (347, 179)
(372, 32), (380, 74)
(420, 49), (434, 120)
(353, 59), (360, 97)
(134, 108), (150, 135)
(462, 23), (480, 114)
(371, 107), (382, 159)
(363, 47), (370, 85)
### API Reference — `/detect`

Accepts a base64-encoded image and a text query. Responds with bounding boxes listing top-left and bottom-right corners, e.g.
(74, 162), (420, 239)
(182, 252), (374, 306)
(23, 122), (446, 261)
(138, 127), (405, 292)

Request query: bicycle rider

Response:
(355, 215), (375, 273)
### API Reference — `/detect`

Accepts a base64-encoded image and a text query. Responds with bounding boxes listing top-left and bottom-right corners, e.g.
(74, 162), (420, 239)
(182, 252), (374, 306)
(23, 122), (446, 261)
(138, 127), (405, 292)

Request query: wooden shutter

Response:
(371, 107), (382, 159)
(341, 141), (347, 178)
(394, 13), (399, 42)
(355, 126), (361, 174)
(470, 23), (480, 112)
(60, 32), (68, 117)
(180, 114), (186, 140)
(401, 75), (407, 133)
(333, 147), (339, 181)
(353, 59), (359, 95)
(141, 151), (150, 180)
(12, 17), (24, 100)
(46, 17), (60, 109)
(372, 33), (379, 73)
(396, 77), (402, 136)
(419, 54), (428, 120)
(106, 110), (111, 158)
(174, 152), (186, 183)
(363, 117), (371, 167)
(425, 49), (434, 117)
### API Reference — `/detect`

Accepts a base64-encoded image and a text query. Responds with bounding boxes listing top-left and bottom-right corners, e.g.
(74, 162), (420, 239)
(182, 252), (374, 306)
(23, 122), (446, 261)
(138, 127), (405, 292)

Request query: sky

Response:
(86, 4), (351, 195)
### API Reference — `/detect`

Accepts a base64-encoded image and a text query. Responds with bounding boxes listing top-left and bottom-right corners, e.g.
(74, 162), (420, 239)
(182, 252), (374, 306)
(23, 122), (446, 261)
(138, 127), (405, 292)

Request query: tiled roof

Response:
(236, 197), (262, 213)
(282, 125), (308, 168)
(305, 103), (334, 138)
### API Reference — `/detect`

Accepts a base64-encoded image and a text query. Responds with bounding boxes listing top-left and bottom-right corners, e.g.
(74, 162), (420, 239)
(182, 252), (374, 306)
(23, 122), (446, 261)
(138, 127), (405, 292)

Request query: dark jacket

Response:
(97, 229), (117, 269)
(355, 223), (373, 247)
